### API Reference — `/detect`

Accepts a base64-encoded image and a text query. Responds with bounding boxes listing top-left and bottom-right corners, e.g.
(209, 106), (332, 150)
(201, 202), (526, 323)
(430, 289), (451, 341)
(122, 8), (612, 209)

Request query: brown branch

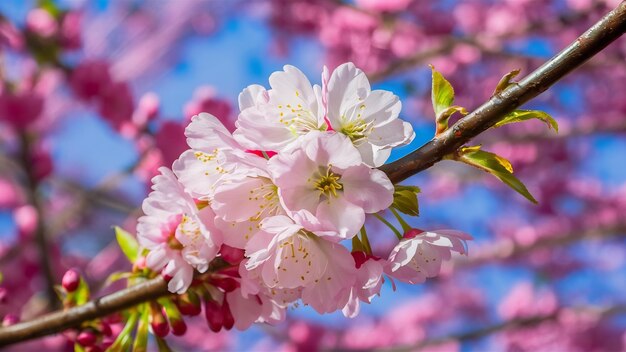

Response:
(379, 2), (626, 182)
(17, 133), (59, 311)
(0, 277), (168, 346)
(0, 2), (625, 347)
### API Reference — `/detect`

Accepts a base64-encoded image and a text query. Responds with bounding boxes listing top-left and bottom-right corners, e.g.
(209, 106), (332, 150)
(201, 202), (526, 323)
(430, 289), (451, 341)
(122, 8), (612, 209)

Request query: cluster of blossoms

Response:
(136, 62), (471, 330)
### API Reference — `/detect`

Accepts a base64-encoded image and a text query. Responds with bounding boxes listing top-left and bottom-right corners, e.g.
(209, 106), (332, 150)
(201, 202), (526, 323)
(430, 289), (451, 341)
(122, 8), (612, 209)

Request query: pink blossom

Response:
(387, 229), (471, 284)
(173, 113), (252, 199)
(69, 61), (113, 101)
(184, 86), (234, 131)
(0, 90), (44, 130)
(98, 81), (134, 130)
(234, 65), (326, 151)
(59, 11), (82, 50)
(268, 131), (394, 238)
(137, 168), (222, 293)
(26, 9), (58, 38)
(245, 215), (356, 314)
(342, 251), (386, 317)
(324, 63), (414, 166)
(155, 120), (187, 168)
(0, 178), (21, 209)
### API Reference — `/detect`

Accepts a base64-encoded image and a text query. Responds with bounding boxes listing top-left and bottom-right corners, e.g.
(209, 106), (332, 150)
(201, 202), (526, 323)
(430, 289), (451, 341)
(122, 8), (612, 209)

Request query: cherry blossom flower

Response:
(137, 168), (222, 293)
(234, 65), (326, 151)
(387, 229), (472, 284)
(173, 112), (253, 199)
(324, 62), (415, 166)
(212, 163), (284, 249)
(268, 131), (393, 239)
(244, 215), (356, 314)
(342, 251), (386, 318)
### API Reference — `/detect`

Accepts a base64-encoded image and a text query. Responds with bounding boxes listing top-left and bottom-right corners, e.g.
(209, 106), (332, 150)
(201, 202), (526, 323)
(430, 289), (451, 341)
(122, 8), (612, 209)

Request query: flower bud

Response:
(171, 318), (187, 336)
(76, 330), (97, 347)
(204, 298), (223, 333)
(219, 244), (245, 264)
(403, 228), (425, 239)
(2, 314), (19, 327)
(100, 322), (112, 337)
(211, 277), (239, 293)
(0, 287), (7, 304)
(221, 297), (234, 331)
(150, 303), (170, 337)
(176, 291), (202, 316)
(62, 268), (80, 292)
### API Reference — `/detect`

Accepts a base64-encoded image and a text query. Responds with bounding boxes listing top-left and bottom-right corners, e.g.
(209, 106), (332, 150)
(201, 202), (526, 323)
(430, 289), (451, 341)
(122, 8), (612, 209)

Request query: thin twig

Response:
(17, 132), (59, 311)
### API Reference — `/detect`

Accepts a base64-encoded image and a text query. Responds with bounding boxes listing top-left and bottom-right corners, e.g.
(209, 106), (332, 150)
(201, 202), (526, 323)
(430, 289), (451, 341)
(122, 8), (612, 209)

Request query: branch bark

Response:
(0, 2), (625, 347)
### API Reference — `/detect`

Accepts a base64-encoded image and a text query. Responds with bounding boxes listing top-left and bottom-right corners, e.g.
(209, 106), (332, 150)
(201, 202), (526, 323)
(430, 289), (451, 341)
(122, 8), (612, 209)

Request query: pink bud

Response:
(221, 297), (234, 331)
(0, 287), (7, 304)
(133, 256), (147, 270)
(13, 205), (38, 239)
(76, 330), (97, 347)
(2, 314), (19, 327)
(62, 268), (80, 292)
(59, 11), (81, 50)
(204, 298), (223, 332)
(100, 322), (112, 337)
(69, 61), (112, 101)
(176, 291), (202, 316)
(170, 319), (187, 336)
(211, 277), (239, 293)
(0, 90), (44, 130)
(133, 93), (160, 127)
(150, 305), (170, 337)
(85, 346), (102, 352)
(219, 244), (245, 264)
(26, 9), (58, 38)
(403, 228), (425, 239)
(0, 178), (21, 209)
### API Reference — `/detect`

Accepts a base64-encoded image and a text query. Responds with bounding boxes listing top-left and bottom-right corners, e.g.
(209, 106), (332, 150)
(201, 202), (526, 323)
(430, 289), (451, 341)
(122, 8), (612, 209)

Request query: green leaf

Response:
(132, 305), (149, 352)
(74, 343), (86, 352)
(392, 185), (421, 216)
(430, 65), (455, 117)
(493, 69), (521, 95)
(73, 278), (90, 306)
(457, 146), (537, 204)
(494, 110), (559, 132)
(37, 0), (61, 17)
(115, 226), (139, 263)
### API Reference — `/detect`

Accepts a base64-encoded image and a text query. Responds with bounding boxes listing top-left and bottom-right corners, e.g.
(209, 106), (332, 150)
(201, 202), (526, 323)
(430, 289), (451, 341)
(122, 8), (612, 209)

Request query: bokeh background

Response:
(1, 0), (626, 350)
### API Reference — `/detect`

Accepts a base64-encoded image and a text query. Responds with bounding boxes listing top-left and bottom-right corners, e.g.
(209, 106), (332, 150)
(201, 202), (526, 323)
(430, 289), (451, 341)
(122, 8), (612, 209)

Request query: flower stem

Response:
(373, 213), (403, 240)
(360, 227), (372, 254)
(390, 208), (412, 233)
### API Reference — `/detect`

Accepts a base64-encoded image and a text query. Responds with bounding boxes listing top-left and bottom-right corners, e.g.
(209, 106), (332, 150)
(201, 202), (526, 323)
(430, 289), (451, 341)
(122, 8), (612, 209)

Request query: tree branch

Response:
(0, 277), (168, 346)
(17, 133), (59, 311)
(379, 2), (626, 182)
(0, 2), (625, 347)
